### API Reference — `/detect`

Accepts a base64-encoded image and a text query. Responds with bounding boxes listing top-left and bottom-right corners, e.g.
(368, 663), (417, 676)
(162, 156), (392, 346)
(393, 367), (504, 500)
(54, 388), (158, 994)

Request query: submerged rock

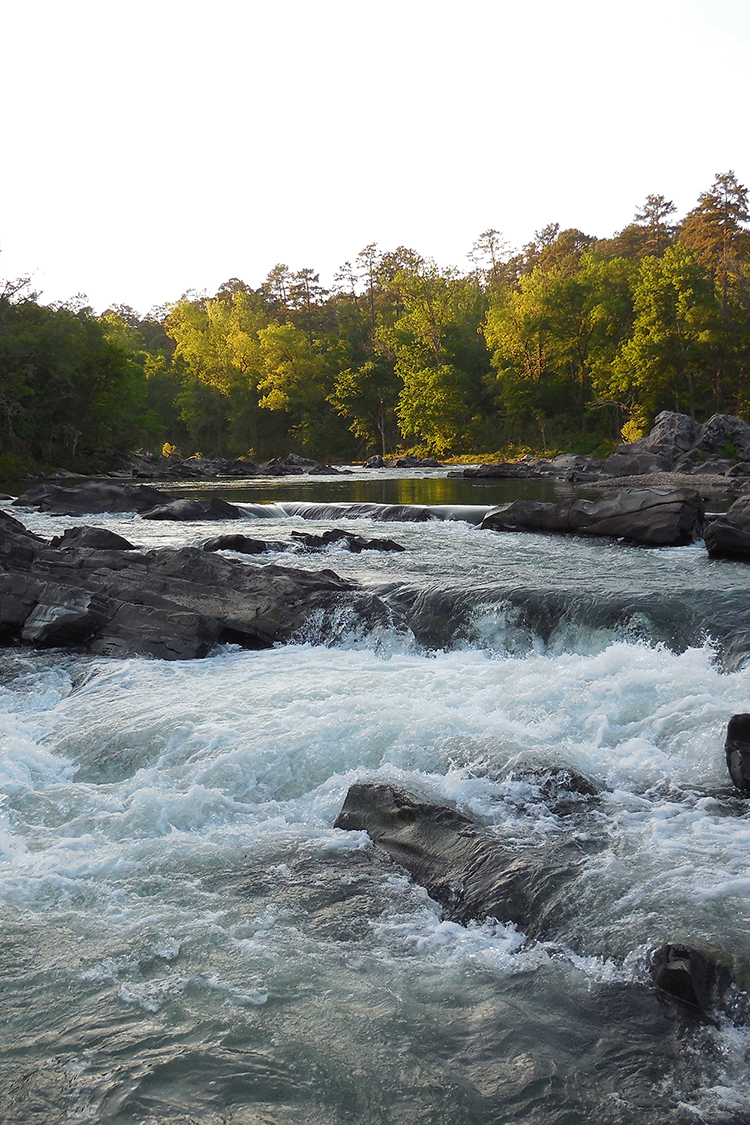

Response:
(650, 943), (749, 1024)
(0, 510), (385, 659)
(290, 529), (405, 553)
(334, 782), (581, 936)
(725, 713), (750, 792)
(480, 487), (704, 547)
(336, 780), (750, 1024)
(704, 495), (750, 560)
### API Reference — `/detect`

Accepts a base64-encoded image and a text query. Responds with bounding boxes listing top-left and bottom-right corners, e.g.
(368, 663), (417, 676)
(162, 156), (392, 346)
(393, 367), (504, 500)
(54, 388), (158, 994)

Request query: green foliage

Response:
(0, 289), (150, 466)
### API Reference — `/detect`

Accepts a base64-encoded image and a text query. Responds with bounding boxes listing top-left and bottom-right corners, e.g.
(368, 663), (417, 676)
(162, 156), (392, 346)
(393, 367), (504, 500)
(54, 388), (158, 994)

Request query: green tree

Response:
(608, 245), (718, 420)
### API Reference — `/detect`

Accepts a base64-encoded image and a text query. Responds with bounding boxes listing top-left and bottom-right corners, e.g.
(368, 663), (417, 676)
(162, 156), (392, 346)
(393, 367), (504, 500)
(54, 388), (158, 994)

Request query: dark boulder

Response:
(49, 527), (137, 551)
(603, 451), (674, 477)
(290, 529), (405, 553)
(650, 943), (748, 1024)
(704, 495), (750, 560)
(261, 457), (305, 476)
(632, 411), (702, 462)
(0, 514), (386, 659)
(697, 414), (750, 461)
(480, 487), (704, 547)
(334, 783), (581, 936)
(462, 460), (537, 479)
(725, 713), (750, 792)
(364, 455), (384, 468)
(141, 497), (243, 521)
(13, 481), (174, 515)
(202, 534), (281, 554)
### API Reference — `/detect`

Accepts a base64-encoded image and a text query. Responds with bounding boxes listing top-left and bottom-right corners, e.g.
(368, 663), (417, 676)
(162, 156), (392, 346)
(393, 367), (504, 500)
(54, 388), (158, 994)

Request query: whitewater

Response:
(3, 473), (750, 1124)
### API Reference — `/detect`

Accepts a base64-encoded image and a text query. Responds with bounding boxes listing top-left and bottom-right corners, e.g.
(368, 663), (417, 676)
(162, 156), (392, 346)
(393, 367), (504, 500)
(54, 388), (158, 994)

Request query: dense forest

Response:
(2, 171), (750, 476)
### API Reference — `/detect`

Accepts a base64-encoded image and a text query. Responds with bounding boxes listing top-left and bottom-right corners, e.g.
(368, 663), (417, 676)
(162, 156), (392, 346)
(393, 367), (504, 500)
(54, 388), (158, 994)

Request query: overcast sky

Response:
(2, 0), (749, 314)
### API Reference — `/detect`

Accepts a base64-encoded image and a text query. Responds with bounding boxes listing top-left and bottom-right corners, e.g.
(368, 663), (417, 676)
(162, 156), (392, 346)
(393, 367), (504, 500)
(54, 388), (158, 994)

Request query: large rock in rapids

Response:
(141, 497), (244, 521)
(650, 943), (749, 1024)
(725, 713), (750, 792)
(480, 487), (703, 547)
(704, 495), (750, 560)
(0, 510), (385, 660)
(334, 782), (581, 936)
(336, 782), (750, 1024)
(13, 481), (175, 515)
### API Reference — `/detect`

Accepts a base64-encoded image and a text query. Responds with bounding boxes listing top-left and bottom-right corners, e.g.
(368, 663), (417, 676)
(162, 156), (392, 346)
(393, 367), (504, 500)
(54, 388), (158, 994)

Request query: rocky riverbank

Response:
(451, 411), (750, 497)
(0, 509), (387, 659)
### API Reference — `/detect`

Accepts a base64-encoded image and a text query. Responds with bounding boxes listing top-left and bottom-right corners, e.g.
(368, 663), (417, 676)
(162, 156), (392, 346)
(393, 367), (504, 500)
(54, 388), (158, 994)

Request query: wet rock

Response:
(0, 513), (386, 659)
(650, 943), (748, 1024)
(704, 495), (750, 560)
(140, 497), (243, 521)
(49, 527), (137, 551)
(308, 463), (344, 475)
(725, 713), (750, 792)
(364, 455), (385, 468)
(202, 534), (281, 554)
(334, 782), (581, 936)
(290, 529), (405, 553)
(13, 481), (174, 516)
(481, 487), (704, 547)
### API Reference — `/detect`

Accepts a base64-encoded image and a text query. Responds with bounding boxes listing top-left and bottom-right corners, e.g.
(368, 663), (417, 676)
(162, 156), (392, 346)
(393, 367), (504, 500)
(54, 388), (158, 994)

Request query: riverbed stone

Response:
(13, 481), (175, 515)
(334, 782), (581, 936)
(140, 497), (244, 521)
(49, 526), (137, 551)
(704, 495), (750, 560)
(650, 943), (748, 1023)
(480, 487), (703, 547)
(0, 510), (386, 659)
(724, 713), (750, 792)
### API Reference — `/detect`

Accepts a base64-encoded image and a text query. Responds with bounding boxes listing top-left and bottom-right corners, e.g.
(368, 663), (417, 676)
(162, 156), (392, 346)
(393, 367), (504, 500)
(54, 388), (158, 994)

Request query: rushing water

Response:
(3, 474), (750, 1124)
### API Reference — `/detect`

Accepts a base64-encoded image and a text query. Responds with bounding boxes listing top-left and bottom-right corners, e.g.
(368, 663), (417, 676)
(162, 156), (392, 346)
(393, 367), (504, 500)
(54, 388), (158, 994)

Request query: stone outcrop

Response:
(49, 526), (138, 551)
(289, 529), (405, 553)
(480, 487), (704, 547)
(725, 713), (750, 792)
(704, 495), (750, 560)
(0, 510), (384, 660)
(201, 529), (406, 555)
(141, 497), (244, 521)
(202, 534), (282, 555)
(650, 943), (748, 1024)
(13, 481), (175, 515)
(334, 782), (581, 937)
(335, 782), (750, 1024)
(363, 455), (442, 469)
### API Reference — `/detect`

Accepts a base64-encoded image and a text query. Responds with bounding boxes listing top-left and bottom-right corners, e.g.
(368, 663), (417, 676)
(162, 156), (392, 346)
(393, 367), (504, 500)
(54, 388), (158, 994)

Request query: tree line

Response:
(2, 171), (749, 474)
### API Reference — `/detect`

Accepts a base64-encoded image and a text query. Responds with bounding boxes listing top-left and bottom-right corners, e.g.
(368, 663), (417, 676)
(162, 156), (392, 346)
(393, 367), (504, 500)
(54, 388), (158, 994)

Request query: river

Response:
(2, 469), (750, 1124)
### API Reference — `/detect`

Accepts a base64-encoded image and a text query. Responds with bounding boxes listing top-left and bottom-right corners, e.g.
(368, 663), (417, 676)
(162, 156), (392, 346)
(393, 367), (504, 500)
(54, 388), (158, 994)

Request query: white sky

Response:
(2, 0), (749, 314)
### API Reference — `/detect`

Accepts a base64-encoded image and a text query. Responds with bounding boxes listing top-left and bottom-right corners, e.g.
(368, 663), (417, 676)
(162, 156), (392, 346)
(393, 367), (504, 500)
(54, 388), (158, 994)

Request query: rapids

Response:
(2, 475), (750, 1123)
